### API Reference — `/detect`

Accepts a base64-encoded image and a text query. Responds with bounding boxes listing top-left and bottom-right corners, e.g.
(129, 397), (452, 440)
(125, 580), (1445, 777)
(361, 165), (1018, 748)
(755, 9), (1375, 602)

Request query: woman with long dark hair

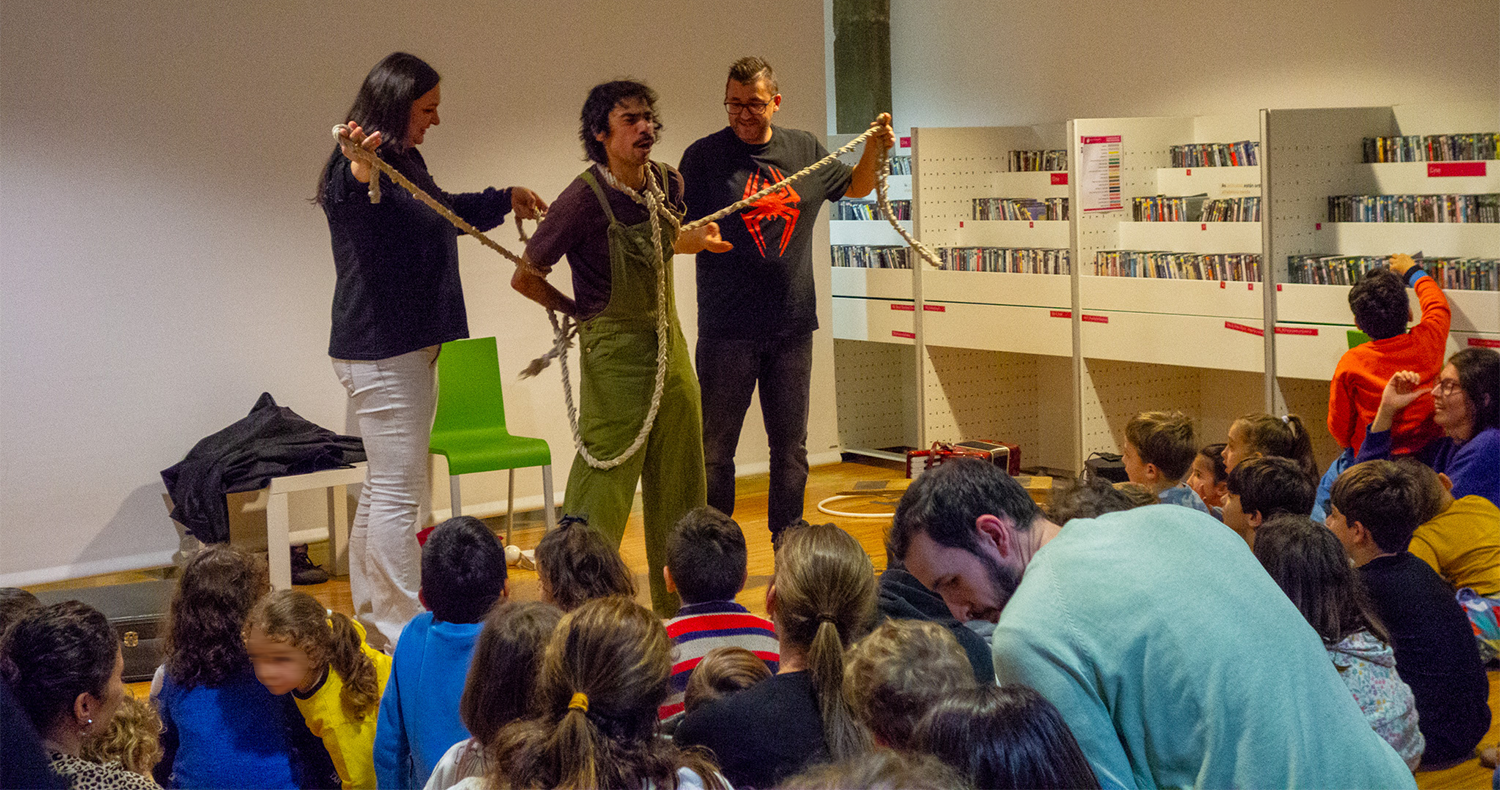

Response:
(1, 601), (159, 790)
(317, 52), (546, 648)
(1360, 347), (1500, 505)
(676, 523), (876, 787)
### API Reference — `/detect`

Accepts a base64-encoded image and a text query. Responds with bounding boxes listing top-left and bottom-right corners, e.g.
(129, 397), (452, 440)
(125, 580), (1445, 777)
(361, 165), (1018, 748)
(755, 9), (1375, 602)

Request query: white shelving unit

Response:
(1264, 101), (1500, 465)
(825, 103), (1498, 477)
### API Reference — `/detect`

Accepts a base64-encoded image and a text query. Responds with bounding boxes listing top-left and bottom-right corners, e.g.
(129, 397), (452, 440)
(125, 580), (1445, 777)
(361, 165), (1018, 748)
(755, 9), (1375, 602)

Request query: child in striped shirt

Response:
(659, 507), (779, 721)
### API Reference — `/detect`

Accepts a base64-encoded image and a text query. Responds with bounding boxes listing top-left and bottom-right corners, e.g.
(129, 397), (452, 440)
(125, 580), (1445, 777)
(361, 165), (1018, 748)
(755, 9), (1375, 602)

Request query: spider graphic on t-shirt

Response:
(739, 166), (800, 257)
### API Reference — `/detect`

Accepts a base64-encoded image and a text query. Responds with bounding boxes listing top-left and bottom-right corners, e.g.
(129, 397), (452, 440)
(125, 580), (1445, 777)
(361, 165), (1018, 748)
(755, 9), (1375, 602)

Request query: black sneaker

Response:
(291, 545), (329, 585)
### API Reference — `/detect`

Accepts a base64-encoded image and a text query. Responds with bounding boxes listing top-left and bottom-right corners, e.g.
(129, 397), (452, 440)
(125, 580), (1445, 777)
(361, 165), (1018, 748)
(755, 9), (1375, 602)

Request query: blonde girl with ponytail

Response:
(244, 590), (392, 789)
(677, 523), (877, 787)
(483, 596), (726, 790)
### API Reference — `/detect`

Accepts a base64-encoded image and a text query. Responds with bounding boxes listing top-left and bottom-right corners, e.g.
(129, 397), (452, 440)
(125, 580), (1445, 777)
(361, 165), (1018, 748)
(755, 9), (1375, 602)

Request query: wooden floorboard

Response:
(30, 459), (1498, 787)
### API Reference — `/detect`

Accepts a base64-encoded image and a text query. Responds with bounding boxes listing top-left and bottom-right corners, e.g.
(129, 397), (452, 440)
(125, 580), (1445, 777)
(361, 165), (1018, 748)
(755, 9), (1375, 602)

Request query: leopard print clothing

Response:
(48, 752), (161, 790)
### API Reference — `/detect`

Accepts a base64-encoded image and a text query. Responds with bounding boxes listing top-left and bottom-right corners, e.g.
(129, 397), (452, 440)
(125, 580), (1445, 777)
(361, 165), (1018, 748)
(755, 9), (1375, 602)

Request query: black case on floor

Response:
(35, 580), (175, 683)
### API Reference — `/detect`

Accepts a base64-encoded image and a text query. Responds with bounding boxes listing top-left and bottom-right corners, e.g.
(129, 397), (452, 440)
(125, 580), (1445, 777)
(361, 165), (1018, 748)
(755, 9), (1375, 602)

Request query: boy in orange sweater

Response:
(1316, 253), (1449, 519)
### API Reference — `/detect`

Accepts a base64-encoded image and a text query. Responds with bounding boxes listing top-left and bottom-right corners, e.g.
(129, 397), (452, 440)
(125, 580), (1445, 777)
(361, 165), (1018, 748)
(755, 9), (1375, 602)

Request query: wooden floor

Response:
(28, 458), (1500, 788)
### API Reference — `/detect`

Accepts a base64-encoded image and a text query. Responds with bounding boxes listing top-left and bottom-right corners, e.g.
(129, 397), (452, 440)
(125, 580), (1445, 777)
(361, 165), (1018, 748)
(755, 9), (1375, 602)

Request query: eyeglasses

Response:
(724, 101), (771, 116)
(1432, 379), (1462, 397)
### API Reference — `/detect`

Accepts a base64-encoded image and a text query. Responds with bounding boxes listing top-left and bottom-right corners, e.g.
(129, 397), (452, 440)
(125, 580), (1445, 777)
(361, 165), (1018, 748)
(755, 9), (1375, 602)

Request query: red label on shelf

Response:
(1248, 282), (1255, 291)
(923, 304), (946, 312)
(1428, 162), (1486, 177)
(1276, 283), (1283, 291)
(1029, 221), (1035, 228)
(1220, 281), (1227, 289)
(1201, 223), (1207, 230)
(959, 221), (964, 228)
(892, 330), (915, 339)
(890, 303), (915, 311)
(1050, 173), (1068, 185)
(900, 136), (911, 148)
(1082, 314), (1109, 324)
(1468, 338), (1500, 349)
(1050, 310), (1072, 319)
(1225, 321), (1265, 336)
(1275, 326), (1319, 336)
(1186, 168), (1192, 176)
(1081, 135), (1121, 144)
(1316, 222), (1323, 230)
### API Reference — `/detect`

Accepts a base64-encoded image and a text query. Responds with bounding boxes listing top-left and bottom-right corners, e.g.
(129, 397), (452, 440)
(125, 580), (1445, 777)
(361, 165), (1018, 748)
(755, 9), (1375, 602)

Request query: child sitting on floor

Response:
(844, 619), (976, 751)
(913, 684), (1100, 790)
(1223, 456), (1316, 548)
(376, 516), (509, 790)
(425, 601), (562, 790)
(1253, 513), (1424, 769)
(682, 646), (773, 716)
(533, 516), (636, 612)
(245, 589), (392, 789)
(1122, 411), (1210, 514)
(1187, 443), (1230, 514)
(659, 507), (779, 721)
(1224, 412), (1320, 489)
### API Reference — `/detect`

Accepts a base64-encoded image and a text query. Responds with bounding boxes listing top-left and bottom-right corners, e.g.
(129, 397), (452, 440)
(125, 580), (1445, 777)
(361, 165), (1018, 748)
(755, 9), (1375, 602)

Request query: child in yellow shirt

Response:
(244, 590), (391, 789)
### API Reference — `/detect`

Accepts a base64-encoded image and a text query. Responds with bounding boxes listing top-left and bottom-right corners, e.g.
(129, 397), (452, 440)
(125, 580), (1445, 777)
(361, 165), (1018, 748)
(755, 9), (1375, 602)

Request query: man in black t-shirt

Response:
(679, 56), (894, 541)
(1327, 460), (1491, 766)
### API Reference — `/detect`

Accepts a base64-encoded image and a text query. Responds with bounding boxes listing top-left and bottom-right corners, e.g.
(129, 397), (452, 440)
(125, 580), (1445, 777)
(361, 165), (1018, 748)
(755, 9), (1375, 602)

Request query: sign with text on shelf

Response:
(1079, 135), (1122, 212)
(1428, 162), (1486, 178)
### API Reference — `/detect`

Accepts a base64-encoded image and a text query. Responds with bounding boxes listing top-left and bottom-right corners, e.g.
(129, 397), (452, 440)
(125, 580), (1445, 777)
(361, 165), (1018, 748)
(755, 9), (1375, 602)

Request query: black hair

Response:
(1330, 460), (1423, 554)
(1198, 443), (1228, 485)
(579, 80), (662, 166)
(890, 459), (1041, 563)
(534, 517), (636, 611)
(0, 601), (118, 735)
(422, 516), (508, 624)
(1253, 514), (1390, 645)
(315, 52), (441, 206)
(780, 749), (971, 790)
(1225, 456), (1316, 520)
(913, 684), (1100, 790)
(0, 587), (40, 637)
(1449, 347), (1500, 434)
(1046, 476), (1142, 525)
(1348, 267), (1409, 341)
(666, 507), (747, 604)
(727, 56), (779, 94)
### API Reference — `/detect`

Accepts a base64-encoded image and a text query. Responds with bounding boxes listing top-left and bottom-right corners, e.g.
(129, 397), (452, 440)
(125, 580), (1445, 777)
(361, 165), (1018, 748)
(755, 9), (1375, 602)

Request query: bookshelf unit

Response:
(911, 125), (1079, 472)
(1264, 101), (1500, 460)
(1069, 114), (1271, 460)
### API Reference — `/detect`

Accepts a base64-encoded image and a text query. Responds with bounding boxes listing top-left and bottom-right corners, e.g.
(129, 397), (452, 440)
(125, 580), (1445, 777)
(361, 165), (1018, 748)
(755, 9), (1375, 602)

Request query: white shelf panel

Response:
(1274, 323), (1358, 380)
(923, 302), (1073, 357)
(951, 220), (1070, 249)
(1081, 311), (1265, 373)
(831, 296), (915, 345)
(1117, 221), (1263, 255)
(1156, 165), (1261, 199)
(984, 172), (1069, 197)
(924, 270), (1071, 307)
(1276, 283), (1497, 333)
(830, 220), (912, 246)
(1316, 222), (1500, 259)
(829, 266), (913, 301)
(1360, 162), (1500, 195)
(1080, 276), (1264, 319)
(880, 174), (913, 201)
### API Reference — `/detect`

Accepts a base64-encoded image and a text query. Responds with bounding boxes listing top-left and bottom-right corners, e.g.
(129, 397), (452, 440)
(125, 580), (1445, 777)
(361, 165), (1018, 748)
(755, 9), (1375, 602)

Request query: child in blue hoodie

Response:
(374, 516), (508, 789)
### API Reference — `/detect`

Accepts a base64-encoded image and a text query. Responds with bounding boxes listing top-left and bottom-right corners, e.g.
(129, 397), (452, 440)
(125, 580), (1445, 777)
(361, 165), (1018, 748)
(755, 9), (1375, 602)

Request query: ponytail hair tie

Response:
(569, 692), (589, 713)
(815, 613), (837, 626)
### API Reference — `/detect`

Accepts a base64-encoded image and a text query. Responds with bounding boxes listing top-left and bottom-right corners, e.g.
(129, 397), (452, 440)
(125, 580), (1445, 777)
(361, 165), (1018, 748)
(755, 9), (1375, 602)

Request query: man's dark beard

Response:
(978, 548), (1023, 620)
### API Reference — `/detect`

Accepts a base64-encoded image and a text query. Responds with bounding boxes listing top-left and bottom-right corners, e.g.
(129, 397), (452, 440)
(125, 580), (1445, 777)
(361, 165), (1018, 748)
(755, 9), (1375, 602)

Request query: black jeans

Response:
(696, 334), (813, 534)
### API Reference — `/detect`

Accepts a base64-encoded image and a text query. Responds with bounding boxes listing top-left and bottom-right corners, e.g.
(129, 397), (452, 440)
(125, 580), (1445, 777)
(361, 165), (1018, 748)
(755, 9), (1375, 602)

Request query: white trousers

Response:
(332, 345), (438, 650)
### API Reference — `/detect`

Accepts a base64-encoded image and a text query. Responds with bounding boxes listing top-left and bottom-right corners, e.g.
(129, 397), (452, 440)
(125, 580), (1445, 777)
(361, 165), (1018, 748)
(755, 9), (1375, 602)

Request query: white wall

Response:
(0, 1), (835, 585)
(889, 0), (1498, 129)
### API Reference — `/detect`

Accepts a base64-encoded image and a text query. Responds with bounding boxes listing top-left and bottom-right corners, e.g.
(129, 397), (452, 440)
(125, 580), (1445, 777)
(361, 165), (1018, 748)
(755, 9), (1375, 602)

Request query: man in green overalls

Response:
(515, 80), (731, 615)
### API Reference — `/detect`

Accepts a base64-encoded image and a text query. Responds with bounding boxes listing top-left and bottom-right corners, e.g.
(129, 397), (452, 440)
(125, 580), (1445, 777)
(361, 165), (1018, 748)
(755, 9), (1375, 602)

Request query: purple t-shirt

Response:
(525, 163), (685, 321)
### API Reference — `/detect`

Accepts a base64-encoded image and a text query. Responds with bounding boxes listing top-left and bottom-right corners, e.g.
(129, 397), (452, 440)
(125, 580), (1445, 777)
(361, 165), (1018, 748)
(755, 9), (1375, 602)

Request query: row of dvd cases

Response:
(827, 102), (1499, 473)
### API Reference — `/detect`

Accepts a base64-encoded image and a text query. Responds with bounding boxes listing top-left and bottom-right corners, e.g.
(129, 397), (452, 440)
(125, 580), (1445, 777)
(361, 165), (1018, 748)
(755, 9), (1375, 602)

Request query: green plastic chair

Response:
(430, 336), (555, 543)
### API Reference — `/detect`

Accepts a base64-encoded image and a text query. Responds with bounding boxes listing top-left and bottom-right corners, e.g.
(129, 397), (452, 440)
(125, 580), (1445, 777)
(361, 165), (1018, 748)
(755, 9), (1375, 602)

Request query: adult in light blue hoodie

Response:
(375, 517), (508, 789)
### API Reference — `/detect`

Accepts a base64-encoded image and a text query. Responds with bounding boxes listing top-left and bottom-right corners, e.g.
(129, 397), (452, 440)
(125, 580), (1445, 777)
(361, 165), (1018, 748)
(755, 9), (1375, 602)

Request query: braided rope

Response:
(330, 120), (934, 470)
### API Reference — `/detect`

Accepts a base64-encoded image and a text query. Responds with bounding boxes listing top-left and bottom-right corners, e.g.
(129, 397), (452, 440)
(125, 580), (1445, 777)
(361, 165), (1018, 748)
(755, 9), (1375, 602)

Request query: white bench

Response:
(263, 464), (366, 590)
